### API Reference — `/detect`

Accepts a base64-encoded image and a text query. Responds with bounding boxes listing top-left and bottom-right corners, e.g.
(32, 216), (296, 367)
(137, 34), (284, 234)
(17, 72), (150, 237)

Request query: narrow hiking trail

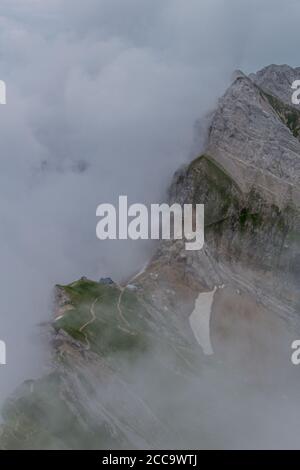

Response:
(79, 297), (100, 349)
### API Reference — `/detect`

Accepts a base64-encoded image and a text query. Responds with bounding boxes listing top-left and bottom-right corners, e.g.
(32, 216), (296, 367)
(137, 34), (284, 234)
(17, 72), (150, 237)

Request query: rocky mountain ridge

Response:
(1, 64), (299, 449)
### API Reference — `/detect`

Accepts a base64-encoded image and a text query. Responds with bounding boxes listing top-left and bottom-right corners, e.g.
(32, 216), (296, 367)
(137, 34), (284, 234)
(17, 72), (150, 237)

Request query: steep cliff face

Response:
(1, 65), (299, 450)
(169, 66), (300, 322)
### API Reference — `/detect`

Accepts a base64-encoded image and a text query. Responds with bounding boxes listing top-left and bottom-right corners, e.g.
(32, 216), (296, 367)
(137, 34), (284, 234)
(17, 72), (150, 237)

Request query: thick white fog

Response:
(0, 0), (300, 410)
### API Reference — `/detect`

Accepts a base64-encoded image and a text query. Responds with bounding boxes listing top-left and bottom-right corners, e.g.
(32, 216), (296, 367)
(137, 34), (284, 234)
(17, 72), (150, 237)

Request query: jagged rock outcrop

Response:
(250, 64), (300, 108)
(167, 64), (300, 323)
(1, 65), (299, 450)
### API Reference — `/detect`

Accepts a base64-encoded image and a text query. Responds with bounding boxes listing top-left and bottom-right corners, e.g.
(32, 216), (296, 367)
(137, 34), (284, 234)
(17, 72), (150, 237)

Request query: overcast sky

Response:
(0, 0), (299, 405)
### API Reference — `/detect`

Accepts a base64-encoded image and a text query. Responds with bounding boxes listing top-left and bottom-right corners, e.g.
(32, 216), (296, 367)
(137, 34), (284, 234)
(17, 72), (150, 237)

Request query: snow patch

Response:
(189, 286), (218, 355)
